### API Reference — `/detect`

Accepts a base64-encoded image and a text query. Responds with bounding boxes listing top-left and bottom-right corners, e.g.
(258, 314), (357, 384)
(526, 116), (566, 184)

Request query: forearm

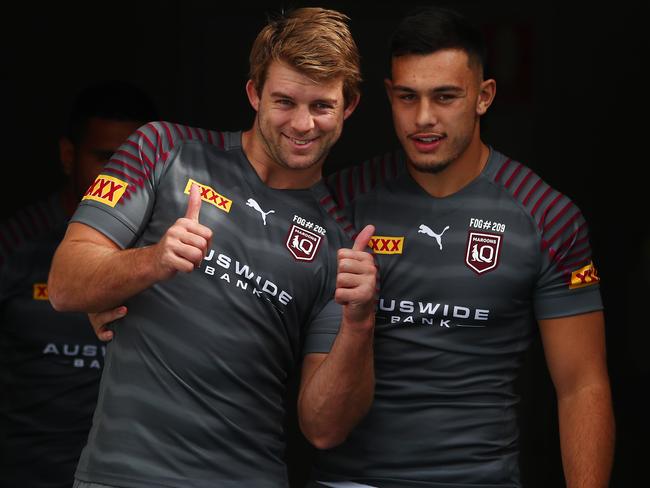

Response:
(49, 239), (160, 312)
(557, 382), (615, 488)
(298, 317), (374, 450)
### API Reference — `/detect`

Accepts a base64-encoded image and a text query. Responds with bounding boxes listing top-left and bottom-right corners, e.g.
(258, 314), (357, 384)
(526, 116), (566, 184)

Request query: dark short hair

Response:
(389, 6), (487, 75)
(65, 80), (159, 143)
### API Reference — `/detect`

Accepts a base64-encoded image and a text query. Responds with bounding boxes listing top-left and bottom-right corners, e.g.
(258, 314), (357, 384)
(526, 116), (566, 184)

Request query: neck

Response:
(408, 135), (489, 198)
(241, 128), (322, 190)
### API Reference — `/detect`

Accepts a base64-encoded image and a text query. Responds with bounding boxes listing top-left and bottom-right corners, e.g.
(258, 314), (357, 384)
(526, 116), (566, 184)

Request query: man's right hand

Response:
(153, 183), (213, 280)
(89, 306), (127, 342)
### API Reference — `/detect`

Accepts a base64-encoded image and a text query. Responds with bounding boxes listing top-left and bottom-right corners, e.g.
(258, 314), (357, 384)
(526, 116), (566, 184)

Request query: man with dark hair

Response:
(313, 6), (614, 488)
(48, 8), (376, 488)
(0, 80), (158, 488)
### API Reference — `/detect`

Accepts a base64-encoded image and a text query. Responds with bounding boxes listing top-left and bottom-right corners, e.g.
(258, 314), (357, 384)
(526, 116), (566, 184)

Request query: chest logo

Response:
(418, 224), (449, 250)
(286, 225), (322, 262)
(369, 235), (404, 254)
(246, 198), (275, 225)
(465, 232), (502, 274)
(184, 178), (232, 212)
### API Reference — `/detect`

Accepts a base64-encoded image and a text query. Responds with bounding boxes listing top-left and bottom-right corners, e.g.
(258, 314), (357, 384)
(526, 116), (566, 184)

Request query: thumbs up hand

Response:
(153, 183), (213, 281)
(335, 225), (377, 326)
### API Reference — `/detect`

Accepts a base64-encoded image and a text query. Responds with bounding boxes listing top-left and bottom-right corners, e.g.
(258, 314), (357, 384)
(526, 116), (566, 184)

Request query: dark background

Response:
(1, 1), (644, 486)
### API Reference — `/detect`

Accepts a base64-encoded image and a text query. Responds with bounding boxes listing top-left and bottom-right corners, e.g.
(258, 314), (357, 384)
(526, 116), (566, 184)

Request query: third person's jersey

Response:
(315, 147), (603, 487)
(0, 194), (104, 488)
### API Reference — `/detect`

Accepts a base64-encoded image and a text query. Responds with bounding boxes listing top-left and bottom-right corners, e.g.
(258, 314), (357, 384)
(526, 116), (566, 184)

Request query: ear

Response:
(245, 79), (261, 112)
(59, 137), (75, 176)
(343, 92), (360, 120)
(476, 78), (496, 116)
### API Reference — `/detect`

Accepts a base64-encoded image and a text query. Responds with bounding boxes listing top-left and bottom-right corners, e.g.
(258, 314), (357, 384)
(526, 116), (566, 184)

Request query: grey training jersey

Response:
(0, 193), (104, 488)
(71, 122), (350, 488)
(315, 148), (603, 487)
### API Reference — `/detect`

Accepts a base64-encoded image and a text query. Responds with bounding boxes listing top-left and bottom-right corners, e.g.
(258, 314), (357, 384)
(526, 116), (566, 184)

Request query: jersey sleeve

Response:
(302, 298), (343, 354)
(533, 195), (603, 319)
(70, 121), (180, 248)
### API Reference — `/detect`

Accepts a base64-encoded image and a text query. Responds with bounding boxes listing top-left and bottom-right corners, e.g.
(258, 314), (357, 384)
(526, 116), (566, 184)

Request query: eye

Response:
(276, 98), (294, 107)
(399, 93), (416, 102)
(436, 94), (456, 103)
(313, 102), (334, 111)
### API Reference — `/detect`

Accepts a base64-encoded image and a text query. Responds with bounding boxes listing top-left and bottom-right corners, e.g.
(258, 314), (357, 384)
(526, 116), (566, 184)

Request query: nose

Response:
(291, 105), (315, 133)
(415, 99), (437, 128)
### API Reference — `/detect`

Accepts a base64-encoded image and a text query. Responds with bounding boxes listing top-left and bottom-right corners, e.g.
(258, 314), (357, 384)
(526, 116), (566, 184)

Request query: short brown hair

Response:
(249, 7), (362, 107)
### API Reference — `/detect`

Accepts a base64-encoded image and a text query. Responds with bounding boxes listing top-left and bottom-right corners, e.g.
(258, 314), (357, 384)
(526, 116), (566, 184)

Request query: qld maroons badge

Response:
(286, 225), (322, 262)
(465, 231), (502, 274)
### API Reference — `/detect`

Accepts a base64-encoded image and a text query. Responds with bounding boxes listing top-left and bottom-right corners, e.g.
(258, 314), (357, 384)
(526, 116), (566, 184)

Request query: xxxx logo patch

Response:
(83, 175), (128, 207)
(569, 261), (600, 289)
(33, 283), (48, 300)
(369, 235), (404, 254)
(185, 178), (232, 212)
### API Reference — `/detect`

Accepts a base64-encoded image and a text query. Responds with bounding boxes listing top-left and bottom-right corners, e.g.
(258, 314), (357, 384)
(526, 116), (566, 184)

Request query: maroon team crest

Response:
(286, 225), (322, 262)
(465, 232), (502, 274)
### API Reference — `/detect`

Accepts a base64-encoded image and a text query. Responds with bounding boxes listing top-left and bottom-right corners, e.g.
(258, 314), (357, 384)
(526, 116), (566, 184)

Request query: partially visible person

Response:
(313, 6), (614, 488)
(48, 8), (376, 488)
(0, 80), (158, 488)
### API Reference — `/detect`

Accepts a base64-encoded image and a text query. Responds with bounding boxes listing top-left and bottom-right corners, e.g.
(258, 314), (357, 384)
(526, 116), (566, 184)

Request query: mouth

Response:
(410, 133), (445, 151)
(283, 133), (318, 148)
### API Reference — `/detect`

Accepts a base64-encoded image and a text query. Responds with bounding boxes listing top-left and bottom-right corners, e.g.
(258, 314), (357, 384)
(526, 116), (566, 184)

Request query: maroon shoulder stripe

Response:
(538, 193), (564, 231)
(104, 167), (147, 191)
(320, 194), (333, 206)
(13, 212), (33, 241)
(334, 170), (344, 210)
(494, 158), (513, 182)
(543, 200), (574, 232)
(504, 161), (523, 188)
(522, 178), (543, 206)
(543, 217), (584, 252)
(531, 187), (554, 221)
(109, 159), (147, 178)
(172, 123), (185, 140)
(513, 168), (534, 198)
(161, 121), (174, 146)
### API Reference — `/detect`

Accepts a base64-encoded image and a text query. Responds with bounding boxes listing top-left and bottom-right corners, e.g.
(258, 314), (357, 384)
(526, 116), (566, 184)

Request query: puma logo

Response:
(246, 198), (275, 226)
(418, 224), (449, 250)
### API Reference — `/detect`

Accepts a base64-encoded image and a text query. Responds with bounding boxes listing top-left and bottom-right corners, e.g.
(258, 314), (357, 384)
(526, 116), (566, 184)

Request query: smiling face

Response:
(245, 60), (358, 187)
(385, 49), (494, 175)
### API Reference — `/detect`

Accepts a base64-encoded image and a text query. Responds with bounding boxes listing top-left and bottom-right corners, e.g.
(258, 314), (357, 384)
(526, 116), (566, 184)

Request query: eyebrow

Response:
(269, 91), (339, 106)
(392, 85), (465, 95)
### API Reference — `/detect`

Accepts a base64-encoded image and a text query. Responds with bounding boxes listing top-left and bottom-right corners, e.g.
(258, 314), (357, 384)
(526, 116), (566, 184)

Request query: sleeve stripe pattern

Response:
(103, 121), (225, 202)
(492, 157), (594, 281)
(318, 194), (356, 239)
(326, 149), (406, 210)
(0, 196), (58, 265)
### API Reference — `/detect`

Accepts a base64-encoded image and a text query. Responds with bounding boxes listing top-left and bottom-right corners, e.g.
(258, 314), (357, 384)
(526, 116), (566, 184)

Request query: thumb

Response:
(352, 224), (375, 252)
(185, 183), (202, 222)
